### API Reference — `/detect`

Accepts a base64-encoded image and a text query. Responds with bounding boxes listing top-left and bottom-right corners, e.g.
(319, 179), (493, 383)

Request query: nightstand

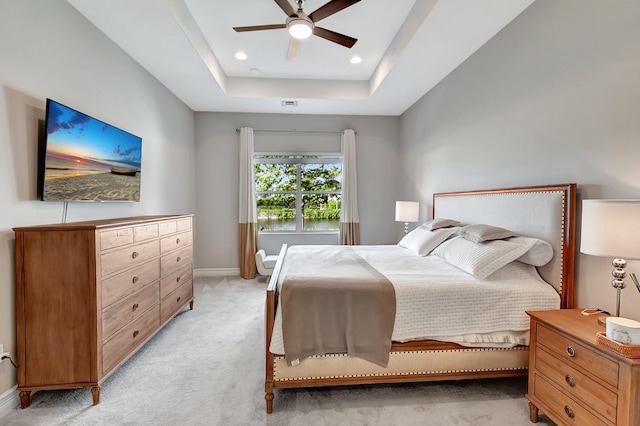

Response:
(526, 309), (640, 425)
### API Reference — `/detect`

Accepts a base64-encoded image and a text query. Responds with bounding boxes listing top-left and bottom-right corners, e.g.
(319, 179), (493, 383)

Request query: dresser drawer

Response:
(176, 217), (191, 232)
(100, 227), (134, 251)
(160, 246), (192, 276)
(160, 264), (193, 299)
(102, 283), (160, 340)
(536, 346), (617, 423)
(102, 304), (160, 374)
(161, 281), (193, 324)
(101, 240), (160, 277)
(102, 259), (160, 308)
(160, 230), (192, 254)
(537, 324), (618, 387)
(532, 373), (610, 426)
(158, 220), (177, 236)
(134, 223), (158, 242)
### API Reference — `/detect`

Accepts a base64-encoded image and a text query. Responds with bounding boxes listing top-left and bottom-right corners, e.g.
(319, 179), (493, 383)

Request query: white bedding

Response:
(269, 245), (560, 355)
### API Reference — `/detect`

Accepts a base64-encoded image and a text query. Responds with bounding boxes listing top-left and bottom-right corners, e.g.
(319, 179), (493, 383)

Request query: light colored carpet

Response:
(1, 276), (554, 426)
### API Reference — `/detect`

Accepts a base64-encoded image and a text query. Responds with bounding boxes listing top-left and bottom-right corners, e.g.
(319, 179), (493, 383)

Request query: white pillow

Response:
(398, 226), (457, 256)
(511, 236), (554, 266)
(432, 236), (537, 279)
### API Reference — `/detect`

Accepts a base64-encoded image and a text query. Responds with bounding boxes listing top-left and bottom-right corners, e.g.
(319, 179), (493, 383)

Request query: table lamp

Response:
(395, 201), (419, 234)
(580, 199), (640, 318)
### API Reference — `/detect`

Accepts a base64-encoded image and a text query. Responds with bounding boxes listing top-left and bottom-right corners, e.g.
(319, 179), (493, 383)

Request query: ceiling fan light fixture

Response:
(287, 17), (313, 40)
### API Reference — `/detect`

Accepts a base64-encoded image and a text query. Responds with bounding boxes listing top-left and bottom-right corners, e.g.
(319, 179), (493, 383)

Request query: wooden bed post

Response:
(265, 285), (275, 414)
(265, 244), (287, 414)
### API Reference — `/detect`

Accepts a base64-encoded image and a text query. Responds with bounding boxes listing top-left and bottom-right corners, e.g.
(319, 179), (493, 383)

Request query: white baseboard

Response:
(0, 386), (19, 420)
(194, 268), (240, 278)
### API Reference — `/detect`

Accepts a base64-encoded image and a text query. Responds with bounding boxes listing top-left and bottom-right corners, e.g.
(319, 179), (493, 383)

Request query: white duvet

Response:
(269, 245), (560, 354)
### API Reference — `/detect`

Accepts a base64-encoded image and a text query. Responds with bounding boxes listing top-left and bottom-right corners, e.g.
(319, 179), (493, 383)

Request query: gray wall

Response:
(0, 0), (195, 397)
(400, 0), (640, 320)
(194, 112), (402, 271)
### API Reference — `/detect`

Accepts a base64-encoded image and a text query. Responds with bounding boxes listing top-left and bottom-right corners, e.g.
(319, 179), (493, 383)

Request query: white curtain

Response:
(339, 129), (360, 245)
(238, 127), (258, 278)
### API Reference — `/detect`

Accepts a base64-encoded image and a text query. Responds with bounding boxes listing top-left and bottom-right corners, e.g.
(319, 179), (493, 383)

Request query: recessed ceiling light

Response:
(350, 56), (362, 64)
(235, 51), (247, 60)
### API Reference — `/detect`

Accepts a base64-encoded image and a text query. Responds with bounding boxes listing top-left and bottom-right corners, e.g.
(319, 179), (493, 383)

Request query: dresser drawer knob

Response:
(132, 251), (139, 259)
(177, 256), (181, 263)
(133, 329), (140, 338)
(176, 276), (181, 283)
(132, 303), (139, 311)
(566, 346), (576, 357)
(176, 238), (180, 244)
(564, 405), (575, 418)
(177, 296), (181, 303)
(132, 276), (139, 284)
(565, 375), (576, 387)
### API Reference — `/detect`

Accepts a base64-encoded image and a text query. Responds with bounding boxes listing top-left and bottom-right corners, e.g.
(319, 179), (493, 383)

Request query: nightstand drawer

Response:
(537, 324), (618, 387)
(532, 374), (610, 426)
(536, 346), (617, 423)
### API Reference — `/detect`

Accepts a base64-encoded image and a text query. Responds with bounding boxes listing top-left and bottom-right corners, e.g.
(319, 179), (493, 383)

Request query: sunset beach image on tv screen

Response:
(41, 100), (142, 202)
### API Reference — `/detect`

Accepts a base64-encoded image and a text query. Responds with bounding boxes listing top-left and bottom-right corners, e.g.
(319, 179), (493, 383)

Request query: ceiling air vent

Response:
(281, 100), (298, 107)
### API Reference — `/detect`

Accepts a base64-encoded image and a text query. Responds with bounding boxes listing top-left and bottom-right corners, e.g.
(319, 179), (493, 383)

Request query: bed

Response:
(264, 183), (577, 413)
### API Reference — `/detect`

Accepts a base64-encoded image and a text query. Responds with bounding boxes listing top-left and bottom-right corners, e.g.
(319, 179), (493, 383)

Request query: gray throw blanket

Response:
(280, 246), (396, 367)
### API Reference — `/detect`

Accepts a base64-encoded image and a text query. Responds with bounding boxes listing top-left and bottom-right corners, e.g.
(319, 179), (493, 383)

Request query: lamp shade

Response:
(395, 201), (419, 223)
(580, 199), (640, 259)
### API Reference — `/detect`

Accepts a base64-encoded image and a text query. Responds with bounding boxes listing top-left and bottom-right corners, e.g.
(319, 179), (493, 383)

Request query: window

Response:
(255, 155), (342, 232)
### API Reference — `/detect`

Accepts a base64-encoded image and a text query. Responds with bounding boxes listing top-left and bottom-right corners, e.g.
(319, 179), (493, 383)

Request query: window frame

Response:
(254, 152), (342, 234)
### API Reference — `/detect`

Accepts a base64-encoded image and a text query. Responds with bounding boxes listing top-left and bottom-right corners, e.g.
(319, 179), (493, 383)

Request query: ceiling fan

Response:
(233, 0), (360, 60)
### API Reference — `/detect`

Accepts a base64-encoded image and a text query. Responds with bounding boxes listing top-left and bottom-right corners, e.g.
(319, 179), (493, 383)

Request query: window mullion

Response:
(296, 164), (302, 232)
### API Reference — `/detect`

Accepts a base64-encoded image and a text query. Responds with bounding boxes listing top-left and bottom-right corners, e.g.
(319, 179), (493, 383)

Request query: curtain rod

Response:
(235, 128), (355, 135)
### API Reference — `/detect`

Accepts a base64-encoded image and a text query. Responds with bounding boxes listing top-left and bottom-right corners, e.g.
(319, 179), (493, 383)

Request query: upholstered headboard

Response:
(433, 184), (576, 309)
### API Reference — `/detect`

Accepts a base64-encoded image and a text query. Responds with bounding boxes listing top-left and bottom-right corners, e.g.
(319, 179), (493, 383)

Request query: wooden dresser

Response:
(526, 309), (640, 425)
(13, 215), (194, 408)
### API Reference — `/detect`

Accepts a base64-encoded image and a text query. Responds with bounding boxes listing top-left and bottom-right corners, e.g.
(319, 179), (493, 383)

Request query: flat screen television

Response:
(39, 99), (142, 202)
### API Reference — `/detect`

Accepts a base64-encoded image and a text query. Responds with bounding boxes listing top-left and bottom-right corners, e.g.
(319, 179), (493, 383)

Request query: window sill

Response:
(258, 231), (339, 235)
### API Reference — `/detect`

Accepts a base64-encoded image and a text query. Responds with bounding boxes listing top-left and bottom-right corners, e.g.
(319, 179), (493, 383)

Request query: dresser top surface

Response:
(13, 214), (193, 232)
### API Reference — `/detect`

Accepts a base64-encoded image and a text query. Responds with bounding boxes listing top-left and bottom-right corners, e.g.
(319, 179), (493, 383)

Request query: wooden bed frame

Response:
(264, 183), (577, 413)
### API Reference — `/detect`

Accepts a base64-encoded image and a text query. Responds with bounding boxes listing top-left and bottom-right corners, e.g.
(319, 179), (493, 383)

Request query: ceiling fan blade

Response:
(312, 27), (357, 48)
(233, 24), (287, 32)
(287, 38), (301, 61)
(274, 0), (297, 17)
(308, 0), (361, 23)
